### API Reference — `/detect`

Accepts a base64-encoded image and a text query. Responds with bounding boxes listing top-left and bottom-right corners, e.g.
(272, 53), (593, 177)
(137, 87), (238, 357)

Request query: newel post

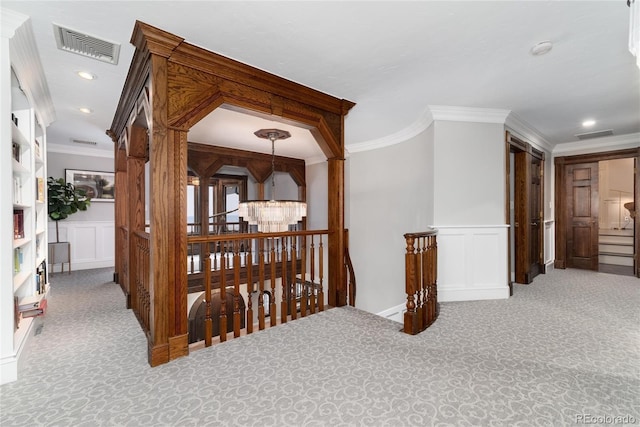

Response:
(404, 235), (419, 334)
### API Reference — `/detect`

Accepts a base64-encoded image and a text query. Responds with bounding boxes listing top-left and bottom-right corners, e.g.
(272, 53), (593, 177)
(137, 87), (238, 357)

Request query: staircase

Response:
(599, 229), (635, 267)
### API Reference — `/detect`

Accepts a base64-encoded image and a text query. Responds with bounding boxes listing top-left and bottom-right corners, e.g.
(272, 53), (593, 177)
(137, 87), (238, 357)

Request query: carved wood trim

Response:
(188, 142), (306, 187)
(110, 20), (355, 367)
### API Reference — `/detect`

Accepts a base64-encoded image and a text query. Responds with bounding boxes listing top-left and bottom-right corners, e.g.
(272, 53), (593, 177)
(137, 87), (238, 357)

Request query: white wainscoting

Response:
(544, 220), (555, 271)
(376, 303), (407, 324)
(433, 225), (510, 302)
(47, 220), (115, 271)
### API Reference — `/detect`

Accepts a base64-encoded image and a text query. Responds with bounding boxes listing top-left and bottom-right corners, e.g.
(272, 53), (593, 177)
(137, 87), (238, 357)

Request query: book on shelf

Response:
(36, 261), (47, 294)
(34, 139), (41, 158)
(12, 141), (20, 162)
(20, 298), (47, 318)
(18, 294), (42, 311)
(13, 247), (23, 273)
(36, 177), (44, 202)
(13, 176), (22, 204)
(14, 296), (20, 330)
(13, 209), (24, 239)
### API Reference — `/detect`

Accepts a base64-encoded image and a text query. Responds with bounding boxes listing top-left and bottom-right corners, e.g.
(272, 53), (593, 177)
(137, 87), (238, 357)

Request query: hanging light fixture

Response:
(238, 129), (307, 232)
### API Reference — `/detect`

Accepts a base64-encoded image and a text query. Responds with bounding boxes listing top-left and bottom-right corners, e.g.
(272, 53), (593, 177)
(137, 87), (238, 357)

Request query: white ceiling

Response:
(4, 1), (640, 161)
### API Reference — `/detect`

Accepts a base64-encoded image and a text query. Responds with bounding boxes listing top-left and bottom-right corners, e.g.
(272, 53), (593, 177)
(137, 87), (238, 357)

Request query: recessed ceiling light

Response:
(79, 107), (93, 114)
(582, 119), (596, 127)
(530, 40), (553, 56)
(76, 71), (97, 80)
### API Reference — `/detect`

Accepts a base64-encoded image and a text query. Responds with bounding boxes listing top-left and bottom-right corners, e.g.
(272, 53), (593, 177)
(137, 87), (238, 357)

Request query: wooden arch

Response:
(108, 21), (355, 367)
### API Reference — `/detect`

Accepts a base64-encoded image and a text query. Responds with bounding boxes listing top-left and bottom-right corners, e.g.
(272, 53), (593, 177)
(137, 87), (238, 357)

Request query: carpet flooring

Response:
(0, 267), (638, 426)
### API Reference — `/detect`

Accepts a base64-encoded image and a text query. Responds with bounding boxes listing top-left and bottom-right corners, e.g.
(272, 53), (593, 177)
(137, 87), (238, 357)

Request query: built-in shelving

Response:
(1, 7), (55, 385)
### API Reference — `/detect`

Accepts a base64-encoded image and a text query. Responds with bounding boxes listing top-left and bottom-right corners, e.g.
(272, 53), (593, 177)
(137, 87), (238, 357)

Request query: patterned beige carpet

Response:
(0, 267), (638, 426)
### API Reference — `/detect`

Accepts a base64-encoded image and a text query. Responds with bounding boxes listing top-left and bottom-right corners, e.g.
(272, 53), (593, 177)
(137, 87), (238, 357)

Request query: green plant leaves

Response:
(47, 177), (91, 221)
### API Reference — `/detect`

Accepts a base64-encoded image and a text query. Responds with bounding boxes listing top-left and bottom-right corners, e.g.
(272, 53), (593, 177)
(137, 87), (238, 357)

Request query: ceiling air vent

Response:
(72, 139), (97, 146)
(574, 129), (614, 140)
(53, 23), (120, 65)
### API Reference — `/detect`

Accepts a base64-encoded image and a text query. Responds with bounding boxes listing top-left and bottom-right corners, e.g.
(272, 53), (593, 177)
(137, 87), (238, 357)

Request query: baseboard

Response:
(50, 260), (114, 272)
(545, 261), (555, 273)
(0, 315), (36, 385)
(439, 286), (510, 302)
(376, 303), (406, 323)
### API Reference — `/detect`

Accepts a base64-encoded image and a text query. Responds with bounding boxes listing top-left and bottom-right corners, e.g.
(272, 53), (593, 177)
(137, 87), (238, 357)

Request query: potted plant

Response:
(47, 177), (91, 242)
(47, 177), (91, 272)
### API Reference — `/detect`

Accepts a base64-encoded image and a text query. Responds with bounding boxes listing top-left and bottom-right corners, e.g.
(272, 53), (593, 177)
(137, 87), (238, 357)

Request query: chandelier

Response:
(238, 129), (307, 232)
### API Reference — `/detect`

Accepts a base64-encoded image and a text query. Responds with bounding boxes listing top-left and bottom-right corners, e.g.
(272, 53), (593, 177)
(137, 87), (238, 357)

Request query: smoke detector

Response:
(530, 41), (553, 56)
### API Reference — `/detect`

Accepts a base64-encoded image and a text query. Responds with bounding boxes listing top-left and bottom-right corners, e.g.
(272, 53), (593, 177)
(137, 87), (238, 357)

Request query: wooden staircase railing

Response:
(403, 229), (438, 335)
(188, 229), (330, 347)
(344, 229), (356, 307)
(131, 230), (150, 333)
(122, 227), (357, 357)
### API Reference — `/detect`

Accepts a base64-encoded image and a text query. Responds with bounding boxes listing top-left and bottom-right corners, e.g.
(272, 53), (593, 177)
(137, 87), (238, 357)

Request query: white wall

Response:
(348, 127), (434, 314)
(47, 151), (114, 222)
(306, 161), (328, 230)
(433, 121), (505, 225)
(599, 158), (635, 229)
(47, 150), (114, 270)
(431, 120), (509, 301)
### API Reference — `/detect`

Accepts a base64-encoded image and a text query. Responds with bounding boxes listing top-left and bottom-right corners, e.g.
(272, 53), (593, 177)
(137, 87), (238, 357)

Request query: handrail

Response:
(344, 246), (356, 307)
(403, 229), (438, 239)
(343, 229), (356, 307)
(403, 229), (438, 335)
(187, 229), (331, 243)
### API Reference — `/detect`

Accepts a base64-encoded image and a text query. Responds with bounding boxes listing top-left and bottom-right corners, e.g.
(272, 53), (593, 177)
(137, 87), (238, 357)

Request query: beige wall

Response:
(347, 126), (435, 314)
(433, 121), (505, 226)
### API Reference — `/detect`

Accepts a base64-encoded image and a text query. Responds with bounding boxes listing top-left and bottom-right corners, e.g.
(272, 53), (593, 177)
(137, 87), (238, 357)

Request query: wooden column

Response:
(328, 157), (346, 307)
(169, 128), (188, 360)
(114, 144), (128, 299)
(148, 52), (173, 366)
(127, 125), (147, 313)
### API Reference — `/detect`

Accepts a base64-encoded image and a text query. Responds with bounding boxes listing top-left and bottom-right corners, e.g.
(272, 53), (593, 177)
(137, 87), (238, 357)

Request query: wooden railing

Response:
(117, 226), (129, 304)
(131, 230), (151, 334)
(187, 230), (330, 347)
(344, 230), (356, 307)
(187, 221), (247, 236)
(403, 229), (438, 335)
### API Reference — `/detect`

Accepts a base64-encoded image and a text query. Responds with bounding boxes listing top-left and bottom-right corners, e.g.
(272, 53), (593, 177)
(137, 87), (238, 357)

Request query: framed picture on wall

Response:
(65, 169), (115, 202)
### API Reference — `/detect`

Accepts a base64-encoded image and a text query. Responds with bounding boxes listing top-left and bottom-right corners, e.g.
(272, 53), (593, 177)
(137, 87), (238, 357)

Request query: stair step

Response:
(599, 228), (634, 236)
(599, 236), (634, 245)
(599, 244), (634, 255)
(599, 251), (634, 257)
(600, 254), (634, 266)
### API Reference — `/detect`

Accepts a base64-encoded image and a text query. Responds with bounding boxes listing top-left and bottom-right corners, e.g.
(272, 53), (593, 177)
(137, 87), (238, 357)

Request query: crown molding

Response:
(48, 143), (114, 159)
(3, 9), (56, 126)
(0, 8), (27, 39)
(346, 108), (434, 154)
(552, 132), (640, 156)
(428, 105), (511, 124)
(346, 105), (514, 155)
(505, 112), (553, 152)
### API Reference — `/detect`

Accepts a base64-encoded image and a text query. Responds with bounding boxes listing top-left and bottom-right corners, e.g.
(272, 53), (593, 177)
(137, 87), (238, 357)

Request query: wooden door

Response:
(566, 162), (599, 270)
(514, 151), (544, 283)
(529, 155), (543, 279)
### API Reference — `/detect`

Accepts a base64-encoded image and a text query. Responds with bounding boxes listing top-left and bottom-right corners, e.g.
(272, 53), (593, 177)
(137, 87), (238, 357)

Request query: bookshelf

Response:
(1, 8), (55, 384)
